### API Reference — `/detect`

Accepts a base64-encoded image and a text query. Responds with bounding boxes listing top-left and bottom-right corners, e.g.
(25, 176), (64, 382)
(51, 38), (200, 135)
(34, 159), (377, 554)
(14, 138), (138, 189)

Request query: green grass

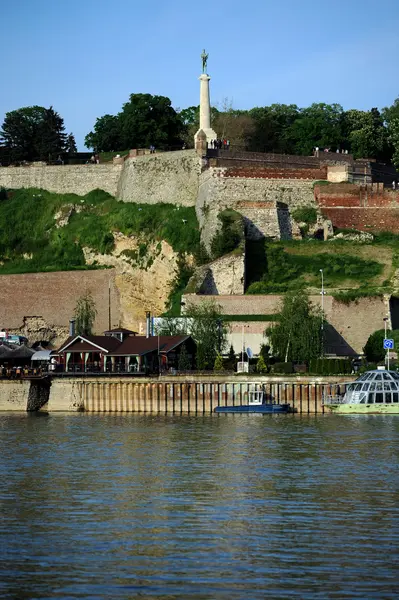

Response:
(245, 240), (384, 294)
(332, 289), (384, 304)
(0, 188), (201, 274)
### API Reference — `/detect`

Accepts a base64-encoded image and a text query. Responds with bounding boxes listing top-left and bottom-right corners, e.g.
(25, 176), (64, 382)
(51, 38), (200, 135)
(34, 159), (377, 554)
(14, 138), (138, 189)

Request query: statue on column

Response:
(201, 49), (208, 74)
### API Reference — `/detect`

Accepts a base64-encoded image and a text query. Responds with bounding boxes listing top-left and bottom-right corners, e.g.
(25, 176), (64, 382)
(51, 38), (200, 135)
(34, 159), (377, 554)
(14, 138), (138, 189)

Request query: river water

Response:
(0, 413), (398, 599)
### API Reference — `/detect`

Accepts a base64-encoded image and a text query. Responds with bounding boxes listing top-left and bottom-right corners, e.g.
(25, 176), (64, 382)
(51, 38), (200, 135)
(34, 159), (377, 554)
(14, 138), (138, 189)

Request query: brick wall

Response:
(220, 166), (327, 180)
(321, 207), (399, 233)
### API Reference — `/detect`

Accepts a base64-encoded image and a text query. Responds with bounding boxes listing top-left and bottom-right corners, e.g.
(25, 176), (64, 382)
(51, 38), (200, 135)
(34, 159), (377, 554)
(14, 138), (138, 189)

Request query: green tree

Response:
(288, 103), (344, 155)
(249, 104), (299, 153)
(186, 300), (228, 370)
(256, 354), (268, 373)
(0, 105), (68, 162)
(266, 290), (322, 363)
(383, 98), (399, 169)
(74, 291), (97, 336)
(85, 114), (121, 152)
(66, 133), (77, 153)
(155, 318), (187, 336)
(213, 353), (224, 371)
(343, 108), (389, 160)
(178, 343), (191, 371)
(363, 329), (386, 362)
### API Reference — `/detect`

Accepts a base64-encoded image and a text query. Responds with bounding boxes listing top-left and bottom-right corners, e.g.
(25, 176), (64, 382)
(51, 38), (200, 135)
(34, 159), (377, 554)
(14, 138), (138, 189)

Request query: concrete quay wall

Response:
(0, 376), (354, 414)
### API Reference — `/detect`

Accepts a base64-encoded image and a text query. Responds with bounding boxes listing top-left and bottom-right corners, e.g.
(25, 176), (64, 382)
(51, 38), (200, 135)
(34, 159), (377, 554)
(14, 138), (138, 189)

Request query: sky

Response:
(1, 0), (399, 150)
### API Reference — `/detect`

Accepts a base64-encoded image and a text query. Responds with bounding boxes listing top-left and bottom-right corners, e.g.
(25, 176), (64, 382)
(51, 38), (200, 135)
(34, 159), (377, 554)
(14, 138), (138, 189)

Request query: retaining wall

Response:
(42, 376), (355, 414)
(0, 164), (123, 196)
(182, 294), (388, 355)
(117, 150), (201, 206)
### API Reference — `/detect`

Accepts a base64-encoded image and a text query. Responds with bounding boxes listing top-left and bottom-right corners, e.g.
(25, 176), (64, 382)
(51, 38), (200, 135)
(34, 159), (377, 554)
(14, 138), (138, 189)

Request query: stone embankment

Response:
(0, 376), (354, 414)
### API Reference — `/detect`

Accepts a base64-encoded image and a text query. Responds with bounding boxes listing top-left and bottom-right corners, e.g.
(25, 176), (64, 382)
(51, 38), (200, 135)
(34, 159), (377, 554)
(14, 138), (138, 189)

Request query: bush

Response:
(211, 209), (243, 259)
(0, 187), (7, 201)
(256, 355), (268, 373)
(309, 358), (352, 375)
(213, 353), (224, 371)
(272, 362), (294, 374)
(292, 207), (317, 225)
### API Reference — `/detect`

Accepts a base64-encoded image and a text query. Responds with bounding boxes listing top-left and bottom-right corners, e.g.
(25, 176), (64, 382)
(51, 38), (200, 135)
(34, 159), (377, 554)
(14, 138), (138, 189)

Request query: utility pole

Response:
(384, 317), (390, 370)
(320, 269), (325, 357)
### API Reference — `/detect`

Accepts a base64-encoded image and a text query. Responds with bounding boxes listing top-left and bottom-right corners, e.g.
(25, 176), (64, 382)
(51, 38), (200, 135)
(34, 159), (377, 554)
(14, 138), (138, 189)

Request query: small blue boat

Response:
(214, 386), (291, 414)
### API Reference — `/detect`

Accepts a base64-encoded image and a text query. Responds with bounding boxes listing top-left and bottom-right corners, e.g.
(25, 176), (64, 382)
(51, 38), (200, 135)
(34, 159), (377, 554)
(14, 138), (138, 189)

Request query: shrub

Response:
(211, 209), (243, 259)
(0, 187), (7, 200)
(292, 207), (317, 225)
(256, 355), (268, 373)
(213, 353), (224, 371)
(272, 362), (294, 374)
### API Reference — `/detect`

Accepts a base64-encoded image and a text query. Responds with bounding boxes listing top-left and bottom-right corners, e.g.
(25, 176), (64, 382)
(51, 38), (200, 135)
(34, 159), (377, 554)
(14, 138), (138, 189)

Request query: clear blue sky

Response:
(1, 0), (398, 150)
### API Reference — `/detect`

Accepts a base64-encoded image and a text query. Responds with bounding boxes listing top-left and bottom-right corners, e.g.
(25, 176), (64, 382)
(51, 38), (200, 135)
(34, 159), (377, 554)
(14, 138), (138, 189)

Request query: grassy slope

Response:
(246, 238), (395, 296)
(0, 188), (200, 274)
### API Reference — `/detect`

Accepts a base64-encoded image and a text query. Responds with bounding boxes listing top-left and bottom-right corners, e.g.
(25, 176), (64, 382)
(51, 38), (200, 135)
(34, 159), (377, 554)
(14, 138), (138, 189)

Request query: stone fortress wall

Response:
(0, 163), (123, 197)
(0, 148), (398, 355)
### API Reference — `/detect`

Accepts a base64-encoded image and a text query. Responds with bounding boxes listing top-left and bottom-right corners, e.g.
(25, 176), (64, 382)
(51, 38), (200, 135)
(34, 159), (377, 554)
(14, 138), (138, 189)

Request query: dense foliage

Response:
(266, 291), (323, 363)
(185, 300), (228, 370)
(85, 94), (185, 152)
(362, 329), (399, 363)
(0, 188), (200, 274)
(0, 106), (75, 162)
(210, 209), (244, 259)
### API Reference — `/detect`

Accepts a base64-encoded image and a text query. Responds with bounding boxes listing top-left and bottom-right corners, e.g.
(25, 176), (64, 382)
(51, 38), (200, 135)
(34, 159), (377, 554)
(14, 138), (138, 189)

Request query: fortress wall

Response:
(322, 207), (399, 233)
(0, 164), (123, 196)
(117, 150), (201, 206)
(0, 270), (120, 345)
(182, 293), (388, 355)
(197, 168), (315, 250)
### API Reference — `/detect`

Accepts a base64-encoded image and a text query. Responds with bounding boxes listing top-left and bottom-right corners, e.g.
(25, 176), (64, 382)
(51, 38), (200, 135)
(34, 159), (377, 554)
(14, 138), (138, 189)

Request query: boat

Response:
(323, 369), (399, 414)
(214, 385), (291, 414)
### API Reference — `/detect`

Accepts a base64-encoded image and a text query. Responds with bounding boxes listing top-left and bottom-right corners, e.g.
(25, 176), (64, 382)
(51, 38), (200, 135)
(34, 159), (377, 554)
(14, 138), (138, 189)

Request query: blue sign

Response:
(384, 339), (394, 350)
(246, 347), (253, 359)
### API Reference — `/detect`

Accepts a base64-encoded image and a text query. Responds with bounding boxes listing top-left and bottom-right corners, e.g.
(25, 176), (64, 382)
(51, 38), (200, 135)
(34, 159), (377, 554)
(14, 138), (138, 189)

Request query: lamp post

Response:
(320, 269), (325, 357)
(383, 316), (389, 370)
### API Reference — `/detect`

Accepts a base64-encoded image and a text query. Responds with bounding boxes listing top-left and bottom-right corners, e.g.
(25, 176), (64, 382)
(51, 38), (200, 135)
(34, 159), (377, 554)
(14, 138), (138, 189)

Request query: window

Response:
(375, 393), (384, 403)
(386, 393), (392, 404)
(383, 373), (391, 381)
(393, 393), (399, 403)
(362, 383), (370, 391)
(375, 374), (383, 381)
(369, 383), (376, 391)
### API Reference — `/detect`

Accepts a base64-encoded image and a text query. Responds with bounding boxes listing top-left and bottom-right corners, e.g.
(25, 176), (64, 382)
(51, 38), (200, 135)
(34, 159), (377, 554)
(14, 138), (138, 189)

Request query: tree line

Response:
(2, 94), (399, 167)
(0, 106), (76, 163)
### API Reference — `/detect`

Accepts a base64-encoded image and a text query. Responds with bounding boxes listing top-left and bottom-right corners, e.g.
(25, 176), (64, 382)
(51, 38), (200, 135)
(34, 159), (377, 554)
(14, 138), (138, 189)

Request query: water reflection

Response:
(0, 413), (398, 598)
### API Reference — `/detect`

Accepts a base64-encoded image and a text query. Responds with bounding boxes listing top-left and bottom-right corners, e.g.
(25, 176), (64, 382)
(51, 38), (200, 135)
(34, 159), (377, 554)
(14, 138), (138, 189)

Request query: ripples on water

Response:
(0, 413), (398, 599)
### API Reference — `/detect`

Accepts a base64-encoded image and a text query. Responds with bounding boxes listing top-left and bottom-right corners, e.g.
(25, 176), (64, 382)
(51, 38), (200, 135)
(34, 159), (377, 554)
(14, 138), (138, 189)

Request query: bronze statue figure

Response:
(201, 49), (208, 73)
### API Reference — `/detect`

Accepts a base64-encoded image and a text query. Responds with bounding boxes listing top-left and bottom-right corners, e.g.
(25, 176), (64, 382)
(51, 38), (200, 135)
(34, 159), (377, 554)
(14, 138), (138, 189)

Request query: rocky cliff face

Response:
(82, 233), (181, 333)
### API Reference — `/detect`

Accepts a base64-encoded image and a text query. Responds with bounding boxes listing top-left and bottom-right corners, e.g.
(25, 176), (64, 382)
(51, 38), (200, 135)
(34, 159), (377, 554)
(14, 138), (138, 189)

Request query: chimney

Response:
(146, 312), (151, 338)
(69, 319), (76, 337)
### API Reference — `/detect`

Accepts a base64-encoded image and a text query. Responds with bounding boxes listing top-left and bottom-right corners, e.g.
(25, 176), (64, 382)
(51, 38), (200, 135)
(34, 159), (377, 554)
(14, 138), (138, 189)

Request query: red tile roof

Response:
(109, 335), (191, 356)
(56, 335), (192, 356)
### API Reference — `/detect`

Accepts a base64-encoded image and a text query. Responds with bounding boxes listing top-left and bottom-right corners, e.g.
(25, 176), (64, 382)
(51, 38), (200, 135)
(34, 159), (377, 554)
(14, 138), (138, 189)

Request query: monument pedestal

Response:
(194, 73), (217, 146)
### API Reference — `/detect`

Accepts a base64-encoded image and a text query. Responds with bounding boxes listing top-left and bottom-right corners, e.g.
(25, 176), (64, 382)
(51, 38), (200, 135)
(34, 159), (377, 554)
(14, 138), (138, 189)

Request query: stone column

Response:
(194, 74), (217, 146)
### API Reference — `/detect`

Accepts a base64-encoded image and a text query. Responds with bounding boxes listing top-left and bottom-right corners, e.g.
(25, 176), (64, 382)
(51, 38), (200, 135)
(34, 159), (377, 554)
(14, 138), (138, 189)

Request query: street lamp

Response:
(383, 316), (390, 370)
(320, 269), (325, 357)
